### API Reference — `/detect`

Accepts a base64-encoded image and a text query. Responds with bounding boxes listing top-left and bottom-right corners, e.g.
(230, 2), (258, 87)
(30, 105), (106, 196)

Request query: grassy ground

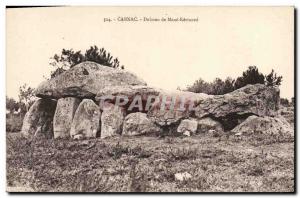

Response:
(6, 131), (294, 192)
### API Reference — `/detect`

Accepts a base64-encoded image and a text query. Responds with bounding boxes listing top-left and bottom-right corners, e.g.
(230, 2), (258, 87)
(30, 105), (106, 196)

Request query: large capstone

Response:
(70, 99), (101, 139)
(147, 90), (210, 126)
(195, 84), (280, 130)
(101, 103), (125, 138)
(95, 85), (161, 113)
(53, 97), (81, 138)
(35, 61), (147, 99)
(122, 112), (161, 136)
(21, 98), (57, 138)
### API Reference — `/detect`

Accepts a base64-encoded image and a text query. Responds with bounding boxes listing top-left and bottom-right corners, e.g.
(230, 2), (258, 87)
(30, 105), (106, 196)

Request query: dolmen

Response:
(21, 61), (293, 140)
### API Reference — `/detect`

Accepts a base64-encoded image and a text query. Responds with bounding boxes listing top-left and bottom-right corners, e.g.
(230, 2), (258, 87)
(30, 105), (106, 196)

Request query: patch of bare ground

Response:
(6, 131), (294, 192)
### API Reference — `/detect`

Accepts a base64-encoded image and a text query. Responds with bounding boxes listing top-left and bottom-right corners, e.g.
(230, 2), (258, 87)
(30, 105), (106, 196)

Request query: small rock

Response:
(197, 117), (223, 134)
(177, 119), (198, 134)
(235, 132), (242, 136)
(175, 172), (192, 181)
(183, 131), (191, 136)
(73, 134), (84, 140)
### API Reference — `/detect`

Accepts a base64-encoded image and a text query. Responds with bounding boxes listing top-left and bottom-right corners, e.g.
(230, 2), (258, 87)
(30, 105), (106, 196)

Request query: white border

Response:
(0, 0), (298, 197)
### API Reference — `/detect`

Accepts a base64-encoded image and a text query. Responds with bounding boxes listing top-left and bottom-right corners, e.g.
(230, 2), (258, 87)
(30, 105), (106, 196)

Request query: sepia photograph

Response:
(5, 6), (295, 192)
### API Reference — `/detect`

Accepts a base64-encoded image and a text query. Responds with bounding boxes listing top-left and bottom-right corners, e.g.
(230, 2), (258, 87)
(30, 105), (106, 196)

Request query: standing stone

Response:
(70, 99), (101, 139)
(177, 119), (198, 135)
(123, 112), (161, 136)
(101, 103), (125, 138)
(53, 97), (81, 138)
(21, 98), (57, 138)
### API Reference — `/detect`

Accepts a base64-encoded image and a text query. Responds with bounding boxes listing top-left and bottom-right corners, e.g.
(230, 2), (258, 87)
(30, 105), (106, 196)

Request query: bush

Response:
(186, 77), (235, 95)
(280, 98), (290, 107)
(163, 146), (198, 161)
(265, 69), (282, 87)
(234, 66), (265, 89)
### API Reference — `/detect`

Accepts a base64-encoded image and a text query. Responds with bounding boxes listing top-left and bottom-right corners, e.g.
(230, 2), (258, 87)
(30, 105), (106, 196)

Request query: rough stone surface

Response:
(231, 115), (294, 137)
(96, 85), (161, 112)
(197, 117), (223, 133)
(122, 112), (161, 136)
(177, 119), (198, 134)
(21, 99), (57, 138)
(35, 61), (147, 99)
(70, 99), (101, 139)
(195, 84), (280, 119)
(147, 90), (210, 126)
(53, 97), (81, 138)
(101, 103), (125, 138)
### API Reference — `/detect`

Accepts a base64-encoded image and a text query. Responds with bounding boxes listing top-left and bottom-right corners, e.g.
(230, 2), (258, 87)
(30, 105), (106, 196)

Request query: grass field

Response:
(6, 130), (294, 192)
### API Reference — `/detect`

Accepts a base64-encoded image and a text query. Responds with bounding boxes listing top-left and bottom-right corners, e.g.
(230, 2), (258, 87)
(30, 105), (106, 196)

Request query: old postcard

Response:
(6, 6), (294, 192)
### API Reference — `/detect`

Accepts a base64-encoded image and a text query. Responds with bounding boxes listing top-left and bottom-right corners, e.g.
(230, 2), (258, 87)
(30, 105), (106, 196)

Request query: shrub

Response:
(106, 142), (151, 159)
(163, 146), (198, 161)
(234, 66), (265, 89)
(280, 98), (290, 107)
(186, 77), (235, 95)
(265, 69), (282, 87)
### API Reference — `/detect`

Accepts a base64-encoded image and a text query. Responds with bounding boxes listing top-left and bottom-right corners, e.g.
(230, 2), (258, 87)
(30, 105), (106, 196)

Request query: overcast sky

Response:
(6, 6), (294, 100)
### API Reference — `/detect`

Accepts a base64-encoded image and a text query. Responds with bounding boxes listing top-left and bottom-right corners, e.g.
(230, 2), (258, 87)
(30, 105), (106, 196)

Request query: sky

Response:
(6, 6), (294, 100)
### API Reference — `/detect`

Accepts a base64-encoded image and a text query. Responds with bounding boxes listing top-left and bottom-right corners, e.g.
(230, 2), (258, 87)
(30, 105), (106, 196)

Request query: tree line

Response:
(186, 66), (283, 95)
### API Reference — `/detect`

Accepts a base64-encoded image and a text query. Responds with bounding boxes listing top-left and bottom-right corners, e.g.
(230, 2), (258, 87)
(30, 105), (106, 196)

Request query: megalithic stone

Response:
(53, 97), (81, 139)
(21, 98), (57, 139)
(100, 102), (125, 139)
(70, 99), (101, 139)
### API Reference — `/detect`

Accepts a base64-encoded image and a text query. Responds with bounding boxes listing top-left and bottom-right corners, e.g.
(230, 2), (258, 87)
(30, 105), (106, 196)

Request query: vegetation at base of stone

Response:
(7, 132), (294, 192)
(187, 66), (283, 95)
(50, 45), (125, 78)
